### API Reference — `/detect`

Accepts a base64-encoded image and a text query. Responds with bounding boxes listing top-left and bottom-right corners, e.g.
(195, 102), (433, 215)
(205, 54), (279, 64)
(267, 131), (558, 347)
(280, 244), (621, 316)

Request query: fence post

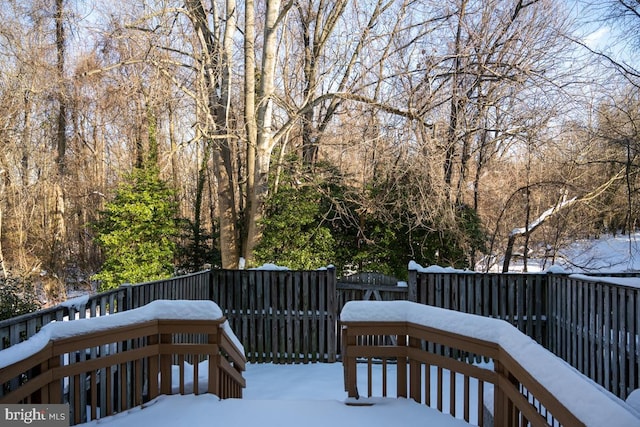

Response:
(408, 267), (418, 302)
(119, 283), (133, 311)
(208, 269), (214, 302)
(327, 266), (337, 363)
(545, 272), (555, 354)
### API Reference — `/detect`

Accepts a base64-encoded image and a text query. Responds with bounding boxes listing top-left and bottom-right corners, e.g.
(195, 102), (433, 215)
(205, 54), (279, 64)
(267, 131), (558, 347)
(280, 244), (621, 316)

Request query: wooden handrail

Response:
(341, 300), (638, 427)
(0, 301), (246, 426)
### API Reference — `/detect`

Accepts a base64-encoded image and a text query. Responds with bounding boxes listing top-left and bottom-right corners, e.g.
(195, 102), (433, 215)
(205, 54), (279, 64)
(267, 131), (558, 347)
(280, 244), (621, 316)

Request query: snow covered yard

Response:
(78, 363), (471, 427)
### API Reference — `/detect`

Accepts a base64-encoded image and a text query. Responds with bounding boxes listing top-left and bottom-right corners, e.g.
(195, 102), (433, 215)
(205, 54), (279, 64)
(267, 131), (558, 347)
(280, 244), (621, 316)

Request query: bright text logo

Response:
(1, 405), (68, 426)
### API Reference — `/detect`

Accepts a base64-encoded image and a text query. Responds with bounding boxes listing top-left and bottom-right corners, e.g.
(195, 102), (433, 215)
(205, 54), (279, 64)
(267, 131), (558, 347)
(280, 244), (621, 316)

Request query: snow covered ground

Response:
(79, 363), (470, 427)
(497, 233), (640, 273)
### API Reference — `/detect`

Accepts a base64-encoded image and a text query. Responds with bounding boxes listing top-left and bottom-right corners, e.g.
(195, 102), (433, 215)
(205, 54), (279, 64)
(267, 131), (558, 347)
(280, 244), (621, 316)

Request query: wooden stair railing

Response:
(0, 300), (246, 425)
(341, 300), (638, 427)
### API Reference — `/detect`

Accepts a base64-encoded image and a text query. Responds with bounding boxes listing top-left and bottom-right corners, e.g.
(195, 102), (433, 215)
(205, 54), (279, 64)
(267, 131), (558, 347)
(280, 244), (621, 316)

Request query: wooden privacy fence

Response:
(0, 270), (211, 351)
(341, 300), (639, 427)
(0, 300), (246, 426)
(547, 274), (640, 400)
(409, 270), (547, 346)
(209, 268), (337, 363)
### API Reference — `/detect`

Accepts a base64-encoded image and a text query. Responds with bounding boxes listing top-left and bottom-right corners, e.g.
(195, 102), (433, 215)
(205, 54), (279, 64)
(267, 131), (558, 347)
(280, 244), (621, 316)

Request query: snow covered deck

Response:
(77, 363), (470, 427)
(2, 299), (639, 426)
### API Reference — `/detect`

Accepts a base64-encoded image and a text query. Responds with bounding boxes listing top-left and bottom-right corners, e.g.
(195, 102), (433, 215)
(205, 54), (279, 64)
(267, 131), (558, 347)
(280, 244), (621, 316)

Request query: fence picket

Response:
(302, 273), (310, 363)
(588, 282), (596, 381)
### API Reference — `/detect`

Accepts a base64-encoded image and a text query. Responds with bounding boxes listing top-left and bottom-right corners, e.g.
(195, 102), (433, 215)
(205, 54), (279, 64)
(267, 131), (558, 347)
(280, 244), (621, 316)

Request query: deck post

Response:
(159, 332), (172, 395)
(208, 328), (220, 396)
(397, 334), (407, 398)
(409, 336), (421, 403)
(342, 326), (359, 398)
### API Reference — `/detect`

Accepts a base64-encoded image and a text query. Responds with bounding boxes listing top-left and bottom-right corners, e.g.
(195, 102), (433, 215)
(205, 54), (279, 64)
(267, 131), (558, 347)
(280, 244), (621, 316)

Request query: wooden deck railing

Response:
(0, 300), (246, 425)
(341, 300), (639, 427)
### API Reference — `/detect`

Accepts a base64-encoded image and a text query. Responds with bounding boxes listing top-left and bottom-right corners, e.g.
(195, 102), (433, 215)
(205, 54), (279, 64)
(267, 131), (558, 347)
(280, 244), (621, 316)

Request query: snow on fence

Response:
(0, 270), (211, 351)
(0, 300), (246, 426)
(341, 300), (639, 427)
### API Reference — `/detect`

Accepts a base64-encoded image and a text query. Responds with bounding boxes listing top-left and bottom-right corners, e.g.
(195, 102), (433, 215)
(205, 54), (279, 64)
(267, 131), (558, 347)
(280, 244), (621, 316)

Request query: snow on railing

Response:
(341, 300), (639, 427)
(0, 300), (246, 426)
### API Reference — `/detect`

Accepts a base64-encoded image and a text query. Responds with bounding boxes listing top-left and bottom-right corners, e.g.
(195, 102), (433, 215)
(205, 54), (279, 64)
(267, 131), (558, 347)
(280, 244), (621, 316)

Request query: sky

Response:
(571, 0), (637, 69)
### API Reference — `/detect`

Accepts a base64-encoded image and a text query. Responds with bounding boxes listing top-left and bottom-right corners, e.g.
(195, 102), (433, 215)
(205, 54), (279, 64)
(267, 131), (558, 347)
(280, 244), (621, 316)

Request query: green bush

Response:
(255, 180), (337, 270)
(0, 277), (41, 321)
(92, 166), (178, 291)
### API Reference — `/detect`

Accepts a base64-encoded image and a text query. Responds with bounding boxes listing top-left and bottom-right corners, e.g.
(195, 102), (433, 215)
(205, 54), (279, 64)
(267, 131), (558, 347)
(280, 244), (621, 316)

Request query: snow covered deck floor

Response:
(79, 363), (470, 427)
(80, 394), (469, 427)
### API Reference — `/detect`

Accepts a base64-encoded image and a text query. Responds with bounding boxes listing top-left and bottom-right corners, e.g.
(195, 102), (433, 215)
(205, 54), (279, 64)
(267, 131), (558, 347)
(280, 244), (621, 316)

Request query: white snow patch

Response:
(59, 294), (90, 310)
(408, 261), (471, 274)
(250, 263), (290, 271)
(627, 389), (640, 413)
(544, 265), (568, 274)
(79, 390), (469, 427)
(510, 197), (576, 236)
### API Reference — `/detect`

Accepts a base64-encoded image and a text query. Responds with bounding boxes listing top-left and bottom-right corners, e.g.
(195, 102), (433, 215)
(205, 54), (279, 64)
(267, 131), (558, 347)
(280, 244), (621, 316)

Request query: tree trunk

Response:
(56, 0), (67, 175)
(243, 0), (257, 260)
(444, 0), (468, 190)
(243, 0), (287, 264)
(194, 140), (211, 267)
(51, 0), (67, 275)
(187, 0), (240, 268)
(217, 0), (240, 268)
(0, 208), (6, 279)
